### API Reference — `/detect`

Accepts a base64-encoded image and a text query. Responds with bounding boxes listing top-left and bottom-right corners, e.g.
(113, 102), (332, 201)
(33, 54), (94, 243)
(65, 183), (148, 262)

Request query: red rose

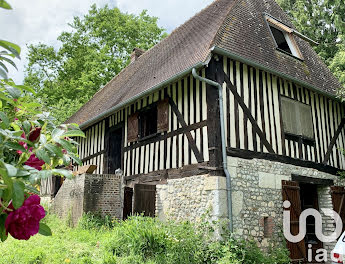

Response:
(17, 132), (28, 155)
(28, 127), (41, 142)
(5, 195), (45, 240)
(24, 154), (45, 171)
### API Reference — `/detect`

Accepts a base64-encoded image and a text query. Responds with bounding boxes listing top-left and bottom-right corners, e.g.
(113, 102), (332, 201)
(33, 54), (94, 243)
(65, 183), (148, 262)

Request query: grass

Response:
(0, 214), (110, 264)
(0, 213), (290, 264)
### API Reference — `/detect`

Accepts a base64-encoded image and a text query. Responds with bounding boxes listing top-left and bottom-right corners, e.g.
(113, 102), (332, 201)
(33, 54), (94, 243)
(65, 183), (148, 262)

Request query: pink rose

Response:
(28, 127), (41, 142)
(24, 154), (45, 171)
(5, 195), (45, 240)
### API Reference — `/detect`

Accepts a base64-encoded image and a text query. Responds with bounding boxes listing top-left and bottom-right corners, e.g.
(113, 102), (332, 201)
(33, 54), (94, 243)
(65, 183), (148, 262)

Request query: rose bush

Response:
(0, 0), (85, 241)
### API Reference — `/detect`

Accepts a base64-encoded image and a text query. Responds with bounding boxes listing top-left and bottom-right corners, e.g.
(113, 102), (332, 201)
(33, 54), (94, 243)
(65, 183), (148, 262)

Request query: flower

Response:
(17, 132), (27, 155)
(24, 154), (45, 171)
(5, 195), (45, 240)
(28, 127), (41, 142)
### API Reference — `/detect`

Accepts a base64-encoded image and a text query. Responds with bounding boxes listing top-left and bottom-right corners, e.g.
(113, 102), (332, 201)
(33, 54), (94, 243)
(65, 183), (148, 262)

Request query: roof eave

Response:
(211, 46), (340, 101)
(79, 61), (208, 130)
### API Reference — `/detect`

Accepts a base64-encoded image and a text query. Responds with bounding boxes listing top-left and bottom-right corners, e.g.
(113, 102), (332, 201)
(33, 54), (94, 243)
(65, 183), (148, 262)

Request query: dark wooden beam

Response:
(123, 120), (207, 152)
(81, 150), (106, 163)
(291, 174), (334, 185)
(167, 97), (204, 163)
(323, 118), (345, 164)
(124, 162), (220, 183)
(206, 57), (223, 171)
(223, 71), (275, 154)
(227, 147), (341, 175)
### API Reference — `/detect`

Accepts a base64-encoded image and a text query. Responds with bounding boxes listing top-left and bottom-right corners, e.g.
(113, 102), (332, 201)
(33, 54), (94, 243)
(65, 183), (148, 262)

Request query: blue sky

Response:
(1, 0), (214, 83)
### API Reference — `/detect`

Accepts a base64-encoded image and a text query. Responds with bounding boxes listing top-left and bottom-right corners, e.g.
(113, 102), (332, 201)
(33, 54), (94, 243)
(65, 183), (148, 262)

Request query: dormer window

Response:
(270, 26), (292, 54)
(265, 15), (303, 60)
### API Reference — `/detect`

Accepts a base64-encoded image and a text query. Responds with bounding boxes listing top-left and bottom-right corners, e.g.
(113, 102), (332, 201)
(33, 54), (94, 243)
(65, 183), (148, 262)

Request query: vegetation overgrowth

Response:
(0, 213), (290, 264)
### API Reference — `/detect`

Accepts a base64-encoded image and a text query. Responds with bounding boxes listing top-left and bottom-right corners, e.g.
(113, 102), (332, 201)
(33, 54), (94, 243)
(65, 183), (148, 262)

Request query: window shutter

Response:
(299, 103), (314, 139)
(127, 113), (138, 143)
(331, 186), (345, 232)
(281, 97), (298, 135)
(282, 180), (306, 262)
(157, 98), (169, 132)
(281, 97), (314, 138)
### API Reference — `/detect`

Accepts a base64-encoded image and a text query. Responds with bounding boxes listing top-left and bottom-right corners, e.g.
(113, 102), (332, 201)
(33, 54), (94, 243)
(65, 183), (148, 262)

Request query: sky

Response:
(1, 0), (214, 84)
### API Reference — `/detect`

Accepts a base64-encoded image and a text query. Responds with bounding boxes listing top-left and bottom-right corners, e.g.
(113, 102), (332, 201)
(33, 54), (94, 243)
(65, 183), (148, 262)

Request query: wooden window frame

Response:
(264, 14), (303, 61)
(280, 95), (315, 142)
(138, 103), (159, 141)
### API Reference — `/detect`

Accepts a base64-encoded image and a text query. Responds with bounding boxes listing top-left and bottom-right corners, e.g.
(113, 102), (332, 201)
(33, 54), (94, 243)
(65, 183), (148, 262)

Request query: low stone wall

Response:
(155, 174), (228, 223)
(227, 156), (345, 249)
(51, 174), (85, 225)
(51, 173), (122, 225)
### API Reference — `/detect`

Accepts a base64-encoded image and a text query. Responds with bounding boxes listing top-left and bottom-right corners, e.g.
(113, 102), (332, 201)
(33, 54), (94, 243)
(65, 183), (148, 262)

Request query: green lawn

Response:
(0, 214), (110, 264)
(0, 213), (290, 264)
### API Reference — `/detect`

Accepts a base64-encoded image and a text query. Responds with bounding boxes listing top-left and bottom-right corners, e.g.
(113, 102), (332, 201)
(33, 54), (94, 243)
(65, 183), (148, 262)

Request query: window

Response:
(270, 26), (291, 54)
(266, 15), (302, 59)
(281, 96), (314, 139)
(139, 106), (157, 139)
(127, 99), (169, 143)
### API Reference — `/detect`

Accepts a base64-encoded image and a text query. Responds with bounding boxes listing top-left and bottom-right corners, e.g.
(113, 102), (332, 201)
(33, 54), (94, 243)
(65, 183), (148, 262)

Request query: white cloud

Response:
(1, 0), (214, 83)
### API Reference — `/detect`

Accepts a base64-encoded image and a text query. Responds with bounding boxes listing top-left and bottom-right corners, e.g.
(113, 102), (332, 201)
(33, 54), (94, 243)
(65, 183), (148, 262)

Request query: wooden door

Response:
(282, 180), (306, 263)
(106, 127), (123, 174)
(123, 187), (133, 220)
(133, 184), (156, 217)
(331, 186), (345, 232)
(300, 184), (323, 259)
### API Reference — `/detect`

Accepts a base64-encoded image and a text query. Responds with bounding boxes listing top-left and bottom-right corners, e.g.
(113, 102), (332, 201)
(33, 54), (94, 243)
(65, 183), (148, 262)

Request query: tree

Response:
(276, 0), (345, 96)
(25, 5), (167, 123)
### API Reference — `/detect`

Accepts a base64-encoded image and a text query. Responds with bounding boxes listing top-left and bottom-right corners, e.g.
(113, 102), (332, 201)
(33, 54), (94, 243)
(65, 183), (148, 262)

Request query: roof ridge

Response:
(77, 0), (223, 108)
(124, 0), (224, 64)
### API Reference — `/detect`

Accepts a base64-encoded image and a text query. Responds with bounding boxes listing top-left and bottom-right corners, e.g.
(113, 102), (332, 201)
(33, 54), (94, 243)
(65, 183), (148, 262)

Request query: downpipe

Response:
(192, 68), (233, 232)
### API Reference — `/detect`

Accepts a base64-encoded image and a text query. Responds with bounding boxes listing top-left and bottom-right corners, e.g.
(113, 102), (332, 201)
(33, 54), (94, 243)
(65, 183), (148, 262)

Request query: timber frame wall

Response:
(75, 70), (210, 177)
(75, 55), (345, 177)
(219, 54), (345, 171)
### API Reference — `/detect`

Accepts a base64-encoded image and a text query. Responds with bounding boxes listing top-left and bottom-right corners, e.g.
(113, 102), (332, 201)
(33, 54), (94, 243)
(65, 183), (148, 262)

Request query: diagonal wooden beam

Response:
(223, 72), (275, 154)
(323, 117), (345, 164)
(167, 96), (204, 163)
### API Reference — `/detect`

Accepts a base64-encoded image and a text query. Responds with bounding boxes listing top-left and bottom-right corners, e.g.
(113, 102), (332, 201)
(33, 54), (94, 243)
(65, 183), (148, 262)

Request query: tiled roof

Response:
(67, 0), (236, 125)
(68, 0), (342, 126)
(214, 0), (341, 96)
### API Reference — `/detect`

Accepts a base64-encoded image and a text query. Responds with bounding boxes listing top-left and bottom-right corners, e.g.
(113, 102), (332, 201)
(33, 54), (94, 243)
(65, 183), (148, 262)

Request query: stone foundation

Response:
(227, 156), (345, 251)
(155, 174), (228, 223)
(51, 173), (122, 225)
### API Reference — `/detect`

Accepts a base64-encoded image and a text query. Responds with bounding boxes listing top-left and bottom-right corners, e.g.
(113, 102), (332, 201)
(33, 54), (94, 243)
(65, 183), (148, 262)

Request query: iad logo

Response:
(283, 200), (343, 243)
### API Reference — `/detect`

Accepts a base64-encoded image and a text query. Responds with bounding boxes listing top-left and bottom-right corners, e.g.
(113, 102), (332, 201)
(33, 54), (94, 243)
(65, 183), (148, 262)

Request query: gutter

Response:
(211, 46), (340, 101)
(79, 62), (207, 129)
(192, 68), (233, 233)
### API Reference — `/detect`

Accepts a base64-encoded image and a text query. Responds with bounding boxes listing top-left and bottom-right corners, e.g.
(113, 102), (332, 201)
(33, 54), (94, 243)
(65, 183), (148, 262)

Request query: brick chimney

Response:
(130, 48), (145, 63)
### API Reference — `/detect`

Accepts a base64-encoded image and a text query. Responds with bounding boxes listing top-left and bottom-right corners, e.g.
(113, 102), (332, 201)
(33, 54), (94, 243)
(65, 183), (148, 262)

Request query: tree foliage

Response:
(277, 0), (345, 95)
(25, 5), (167, 124)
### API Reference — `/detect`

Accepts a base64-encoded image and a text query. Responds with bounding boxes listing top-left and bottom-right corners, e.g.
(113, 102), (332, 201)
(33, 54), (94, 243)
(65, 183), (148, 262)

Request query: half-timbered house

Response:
(56, 0), (345, 261)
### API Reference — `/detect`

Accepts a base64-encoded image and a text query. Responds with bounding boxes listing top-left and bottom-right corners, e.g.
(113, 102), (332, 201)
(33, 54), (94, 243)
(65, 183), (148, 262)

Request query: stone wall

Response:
(227, 156), (345, 249)
(318, 185), (337, 253)
(51, 173), (122, 225)
(155, 174), (228, 223)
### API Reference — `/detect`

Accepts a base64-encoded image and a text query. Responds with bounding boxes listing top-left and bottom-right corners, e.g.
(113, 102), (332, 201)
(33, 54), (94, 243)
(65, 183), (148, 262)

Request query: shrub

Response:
(78, 212), (115, 230)
(103, 215), (290, 264)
